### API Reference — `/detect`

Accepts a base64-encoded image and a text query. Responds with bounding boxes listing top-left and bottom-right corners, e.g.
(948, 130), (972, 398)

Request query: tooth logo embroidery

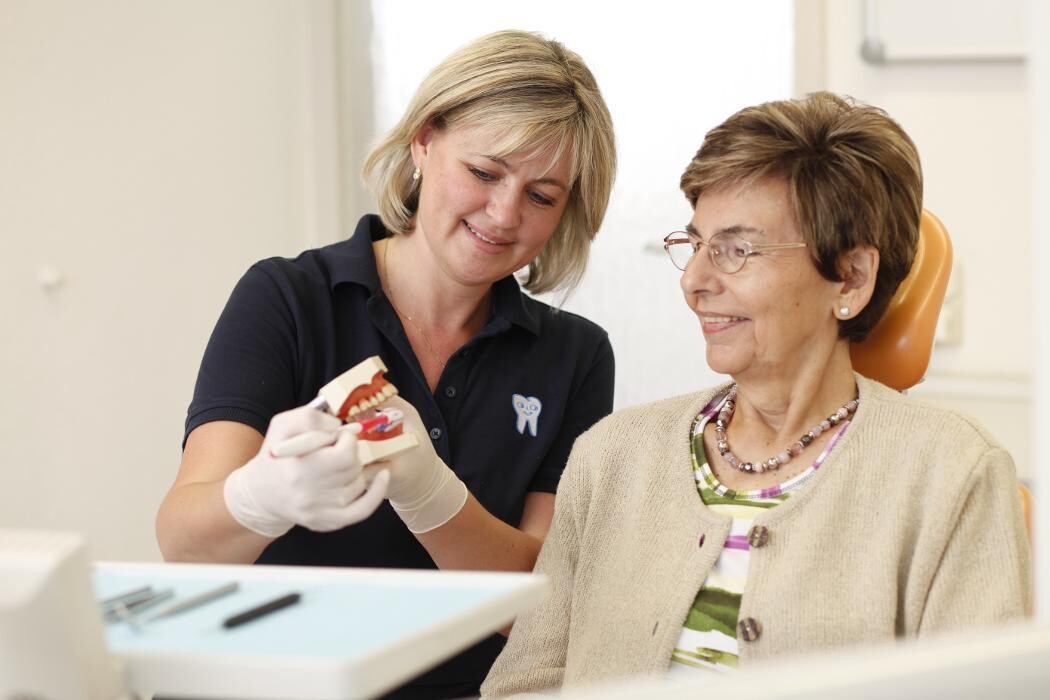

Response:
(512, 394), (542, 437)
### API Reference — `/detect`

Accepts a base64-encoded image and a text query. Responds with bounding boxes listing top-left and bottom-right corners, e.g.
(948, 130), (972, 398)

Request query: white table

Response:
(94, 562), (547, 699)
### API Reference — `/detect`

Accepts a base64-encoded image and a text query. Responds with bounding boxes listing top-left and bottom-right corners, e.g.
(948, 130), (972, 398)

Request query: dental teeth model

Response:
(353, 407), (417, 464)
(270, 356), (418, 463)
(315, 355), (401, 420)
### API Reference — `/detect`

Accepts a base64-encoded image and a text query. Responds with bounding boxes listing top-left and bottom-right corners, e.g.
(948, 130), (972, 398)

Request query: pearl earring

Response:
(412, 166), (421, 181)
(839, 306), (850, 317)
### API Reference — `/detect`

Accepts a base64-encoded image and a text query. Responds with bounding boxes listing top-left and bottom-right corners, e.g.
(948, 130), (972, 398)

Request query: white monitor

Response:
(0, 529), (125, 700)
(559, 621), (1050, 700)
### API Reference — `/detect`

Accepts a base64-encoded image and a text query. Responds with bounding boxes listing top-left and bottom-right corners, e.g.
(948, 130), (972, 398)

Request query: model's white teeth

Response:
(465, 222), (502, 245)
(347, 388), (396, 417)
(703, 316), (746, 323)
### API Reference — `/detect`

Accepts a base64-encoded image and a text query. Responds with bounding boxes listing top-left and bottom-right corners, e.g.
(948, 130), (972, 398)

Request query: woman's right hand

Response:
(222, 405), (390, 537)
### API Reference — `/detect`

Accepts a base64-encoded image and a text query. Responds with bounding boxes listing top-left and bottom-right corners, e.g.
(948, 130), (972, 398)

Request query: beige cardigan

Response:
(482, 375), (1031, 697)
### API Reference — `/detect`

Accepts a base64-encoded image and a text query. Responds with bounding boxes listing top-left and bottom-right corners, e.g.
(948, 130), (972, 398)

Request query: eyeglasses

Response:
(662, 230), (808, 273)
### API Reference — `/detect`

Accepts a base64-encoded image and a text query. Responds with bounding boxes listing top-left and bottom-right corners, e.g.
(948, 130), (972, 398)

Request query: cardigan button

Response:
(738, 617), (762, 642)
(747, 525), (770, 548)
(698, 533), (706, 548)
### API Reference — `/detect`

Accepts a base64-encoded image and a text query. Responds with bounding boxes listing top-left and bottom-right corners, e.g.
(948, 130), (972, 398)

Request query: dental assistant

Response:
(156, 29), (617, 699)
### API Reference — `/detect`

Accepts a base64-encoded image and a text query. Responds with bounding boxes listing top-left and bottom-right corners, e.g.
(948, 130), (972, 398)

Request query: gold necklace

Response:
(381, 238), (447, 368)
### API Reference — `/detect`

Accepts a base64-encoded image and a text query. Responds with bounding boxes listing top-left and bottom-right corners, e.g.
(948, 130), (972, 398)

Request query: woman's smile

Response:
(462, 219), (513, 251)
(699, 313), (750, 334)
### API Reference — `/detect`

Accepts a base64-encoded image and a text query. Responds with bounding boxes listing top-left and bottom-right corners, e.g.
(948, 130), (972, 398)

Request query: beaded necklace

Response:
(714, 384), (859, 473)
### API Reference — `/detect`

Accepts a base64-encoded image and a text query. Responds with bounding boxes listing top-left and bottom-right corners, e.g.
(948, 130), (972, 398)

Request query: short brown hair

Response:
(364, 30), (616, 295)
(680, 92), (922, 341)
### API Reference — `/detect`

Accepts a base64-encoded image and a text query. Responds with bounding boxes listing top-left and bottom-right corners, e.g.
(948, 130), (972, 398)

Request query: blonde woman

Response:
(157, 30), (616, 698)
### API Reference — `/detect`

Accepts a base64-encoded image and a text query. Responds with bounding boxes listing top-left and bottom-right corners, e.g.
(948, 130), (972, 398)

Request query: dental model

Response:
(270, 356), (418, 463)
(353, 407), (417, 464)
(314, 355), (400, 420)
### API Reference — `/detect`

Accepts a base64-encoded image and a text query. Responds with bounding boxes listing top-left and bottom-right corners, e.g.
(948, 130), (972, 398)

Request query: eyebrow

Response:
(479, 154), (568, 190)
(684, 224), (765, 237)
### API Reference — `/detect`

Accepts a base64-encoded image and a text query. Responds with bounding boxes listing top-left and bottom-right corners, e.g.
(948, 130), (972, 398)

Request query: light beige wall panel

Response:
(819, 0), (1032, 479)
(0, 0), (341, 559)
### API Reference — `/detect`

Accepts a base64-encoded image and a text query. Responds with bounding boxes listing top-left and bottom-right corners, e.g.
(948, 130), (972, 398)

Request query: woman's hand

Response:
(223, 405), (390, 537)
(365, 396), (468, 533)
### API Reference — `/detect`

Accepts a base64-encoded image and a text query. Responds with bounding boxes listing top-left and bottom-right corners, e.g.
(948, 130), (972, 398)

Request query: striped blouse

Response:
(668, 390), (852, 678)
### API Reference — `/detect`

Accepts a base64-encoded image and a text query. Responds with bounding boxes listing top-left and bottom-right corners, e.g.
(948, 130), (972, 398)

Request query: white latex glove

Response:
(223, 405), (390, 537)
(363, 396), (468, 534)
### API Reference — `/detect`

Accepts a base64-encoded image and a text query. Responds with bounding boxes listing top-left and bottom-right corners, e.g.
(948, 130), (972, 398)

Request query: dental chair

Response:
(850, 210), (1033, 538)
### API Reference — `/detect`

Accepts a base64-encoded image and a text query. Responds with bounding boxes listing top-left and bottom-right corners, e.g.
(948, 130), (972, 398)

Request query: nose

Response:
(487, 185), (522, 229)
(679, 242), (720, 298)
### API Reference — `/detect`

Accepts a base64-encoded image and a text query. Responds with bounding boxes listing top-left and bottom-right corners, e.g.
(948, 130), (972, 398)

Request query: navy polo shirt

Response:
(185, 214), (614, 697)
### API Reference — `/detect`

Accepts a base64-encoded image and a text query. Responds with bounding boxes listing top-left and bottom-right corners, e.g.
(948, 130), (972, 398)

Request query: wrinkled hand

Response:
(364, 396), (467, 533)
(223, 405), (389, 537)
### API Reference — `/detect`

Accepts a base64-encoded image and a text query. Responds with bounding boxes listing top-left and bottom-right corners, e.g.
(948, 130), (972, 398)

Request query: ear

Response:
(409, 121), (437, 172)
(834, 245), (879, 320)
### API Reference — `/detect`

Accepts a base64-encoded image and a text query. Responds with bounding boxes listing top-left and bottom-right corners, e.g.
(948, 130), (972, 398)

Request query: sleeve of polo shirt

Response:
(527, 332), (614, 494)
(918, 446), (1032, 632)
(184, 263), (300, 443)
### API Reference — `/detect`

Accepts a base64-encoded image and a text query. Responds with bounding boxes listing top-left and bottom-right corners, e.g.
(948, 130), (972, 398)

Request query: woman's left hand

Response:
(364, 395), (468, 533)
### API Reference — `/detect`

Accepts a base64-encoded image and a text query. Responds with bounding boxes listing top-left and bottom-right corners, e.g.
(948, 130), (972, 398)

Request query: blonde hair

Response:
(680, 92), (923, 341)
(363, 30), (616, 294)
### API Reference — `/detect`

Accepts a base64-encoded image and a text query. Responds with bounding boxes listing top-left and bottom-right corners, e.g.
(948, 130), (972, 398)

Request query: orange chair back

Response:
(850, 210), (953, 391)
(1019, 484), (1033, 541)
(848, 212), (1033, 544)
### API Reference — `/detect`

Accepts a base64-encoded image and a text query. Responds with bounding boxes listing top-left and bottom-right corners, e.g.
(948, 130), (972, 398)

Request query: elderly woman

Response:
(481, 92), (1030, 696)
(156, 30), (616, 698)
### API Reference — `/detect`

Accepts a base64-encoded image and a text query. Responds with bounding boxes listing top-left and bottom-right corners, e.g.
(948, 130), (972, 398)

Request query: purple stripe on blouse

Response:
(700, 397), (724, 419)
(820, 418), (851, 457)
(692, 392), (855, 502)
(724, 535), (750, 550)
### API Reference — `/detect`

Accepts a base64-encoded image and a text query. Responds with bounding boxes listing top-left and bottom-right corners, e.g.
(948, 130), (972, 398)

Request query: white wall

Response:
(1028, 0), (1050, 620)
(800, 0), (1034, 481)
(0, 0), (340, 560)
(366, 0), (795, 409)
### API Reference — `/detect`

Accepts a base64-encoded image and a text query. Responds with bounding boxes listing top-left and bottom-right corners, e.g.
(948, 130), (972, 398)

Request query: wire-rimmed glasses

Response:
(662, 230), (808, 273)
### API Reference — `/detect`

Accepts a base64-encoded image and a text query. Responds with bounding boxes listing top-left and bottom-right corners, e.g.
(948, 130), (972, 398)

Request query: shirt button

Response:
(444, 386), (457, 399)
(738, 617), (762, 642)
(429, 427), (442, 440)
(748, 525), (770, 548)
